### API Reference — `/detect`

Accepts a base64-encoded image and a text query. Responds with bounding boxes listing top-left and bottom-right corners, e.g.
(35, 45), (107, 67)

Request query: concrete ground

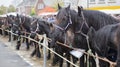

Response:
(0, 41), (32, 67)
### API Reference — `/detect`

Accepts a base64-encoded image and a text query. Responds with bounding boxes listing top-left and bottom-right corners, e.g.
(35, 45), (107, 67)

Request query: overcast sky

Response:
(0, 0), (62, 7)
(0, 0), (13, 7)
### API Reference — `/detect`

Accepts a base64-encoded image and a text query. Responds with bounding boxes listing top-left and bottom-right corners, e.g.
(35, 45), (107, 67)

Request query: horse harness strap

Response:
(75, 9), (93, 57)
(53, 24), (64, 31)
(76, 9), (89, 34)
(65, 11), (72, 30)
(54, 11), (72, 31)
(81, 9), (89, 29)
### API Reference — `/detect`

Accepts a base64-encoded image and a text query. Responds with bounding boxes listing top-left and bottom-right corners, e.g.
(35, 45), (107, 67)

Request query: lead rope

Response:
(80, 32), (95, 67)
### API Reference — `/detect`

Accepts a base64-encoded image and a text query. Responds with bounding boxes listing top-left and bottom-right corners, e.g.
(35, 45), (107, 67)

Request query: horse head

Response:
(55, 4), (78, 31)
(49, 4), (77, 48)
(11, 14), (22, 34)
(76, 6), (90, 34)
(30, 17), (39, 33)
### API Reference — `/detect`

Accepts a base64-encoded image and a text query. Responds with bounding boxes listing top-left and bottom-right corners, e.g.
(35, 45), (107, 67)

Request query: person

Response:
(47, 15), (56, 23)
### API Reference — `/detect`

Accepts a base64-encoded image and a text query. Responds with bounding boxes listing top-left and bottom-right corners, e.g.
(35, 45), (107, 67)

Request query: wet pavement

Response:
(0, 36), (56, 67)
(0, 41), (32, 67)
(0, 35), (73, 67)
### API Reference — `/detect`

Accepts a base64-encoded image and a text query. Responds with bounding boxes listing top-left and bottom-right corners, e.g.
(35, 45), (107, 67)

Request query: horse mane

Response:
(83, 10), (120, 30)
(38, 19), (52, 26)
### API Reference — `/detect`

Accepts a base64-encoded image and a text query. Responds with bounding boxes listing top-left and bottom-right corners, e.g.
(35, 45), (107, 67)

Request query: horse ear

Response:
(66, 4), (70, 11)
(87, 27), (96, 40)
(78, 6), (83, 17)
(58, 3), (61, 10)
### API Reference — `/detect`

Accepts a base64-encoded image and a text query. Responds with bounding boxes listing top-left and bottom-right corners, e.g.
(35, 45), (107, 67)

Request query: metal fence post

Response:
(43, 34), (47, 67)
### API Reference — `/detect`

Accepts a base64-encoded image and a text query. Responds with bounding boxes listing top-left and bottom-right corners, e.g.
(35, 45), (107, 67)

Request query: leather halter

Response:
(53, 11), (73, 44)
(18, 16), (26, 32)
(54, 11), (72, 32)
(76, 8), (89, 34)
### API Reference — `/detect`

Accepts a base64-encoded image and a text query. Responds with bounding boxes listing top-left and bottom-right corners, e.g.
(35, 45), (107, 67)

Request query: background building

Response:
(16, 0), (56, 15)
(63, 0), (120, 10)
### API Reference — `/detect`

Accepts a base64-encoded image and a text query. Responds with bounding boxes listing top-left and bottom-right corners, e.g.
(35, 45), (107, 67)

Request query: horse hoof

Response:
(31, 53), (34, 57)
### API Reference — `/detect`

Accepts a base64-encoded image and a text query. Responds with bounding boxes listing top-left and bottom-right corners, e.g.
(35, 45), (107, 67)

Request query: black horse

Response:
(5, 15), (18, 41)
(50, 23), (76, 67)
(30, 18), (53, 58)
(50, 4), (79, 67)
(87, 23), (120, 67)
(54, 4), (120, 67)
(15, 14), (33, 50)
(75, 6), (120, 67)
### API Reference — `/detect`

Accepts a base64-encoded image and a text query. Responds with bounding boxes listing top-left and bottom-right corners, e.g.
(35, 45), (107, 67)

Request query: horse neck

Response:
(84, 10), (119, 30)
(22, 18), (31, 32)
(70, 11), (80, 33)
(39, 21), (51, 37)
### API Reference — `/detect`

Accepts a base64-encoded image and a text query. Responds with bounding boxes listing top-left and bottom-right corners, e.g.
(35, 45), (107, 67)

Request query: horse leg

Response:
(47, 43), (51, 60)
(59, 51), (63, 67)
(36, 44), (41, 58)
(0, 29), (2, 35)
(22, 37), (25, 43)
(79, 55), (86, 67)
(29, 40), (34, 46)
(13, 35), (16, 41)
(72, 55), (78, 67)
(52, 53), (59, 66)
(4, 31), (8, 36)
(26, 38), (30, 50)
(52, 47), (59, 66)
(8, 32), (11, 42)
(16, 36), (21, 50)
(66, 53), (70, 67)
(89, 51), (96, 67)
(117, 45), (120, 67)
(89, 56), (96, 67)
(31, 42), (36, 57)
